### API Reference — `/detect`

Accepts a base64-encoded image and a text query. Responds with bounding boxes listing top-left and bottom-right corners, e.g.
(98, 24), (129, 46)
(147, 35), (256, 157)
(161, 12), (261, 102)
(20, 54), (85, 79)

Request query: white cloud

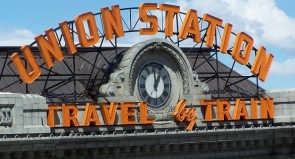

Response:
(0, 28), (35, 46)
(0, 39), (34, 46)
(2, 0), (295, 53)
(269, 58), (295, 76)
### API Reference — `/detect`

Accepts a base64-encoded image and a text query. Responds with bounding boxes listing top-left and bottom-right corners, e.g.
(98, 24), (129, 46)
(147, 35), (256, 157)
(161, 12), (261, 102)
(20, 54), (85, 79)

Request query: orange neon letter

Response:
(250, 98), (258, 119)
(185, 108), (197, 131)
(159, 4), (180, 37)
(220, 23), (233, 54)
(173, 99), (187, 122)
(250, 46), (274, 82)
(231, 32), (254, 65)
(121, 102), (136, 125)
(100, 102), (118, 125)
(82, 103), (100, 126)
(200, 100), (216, 121)
(59, 21), (77, 54)
(139, 102), (155, 124)
(260, 98), (274, 119)
(10, 45), (41, 84)
(178, 9), (201, 43)
(62, 104), (80, 127)
(217, 100), (232, 120)
(35, 28), (64, 68)
(74, 12), (99, 47)
(233, 99), (249, 120)
(203, 14), (223, 48)
(101, 5), (124, 40)
(173, 100), (197, 131)
(47, 104), (59, 127)
(139, 3), (158, 35)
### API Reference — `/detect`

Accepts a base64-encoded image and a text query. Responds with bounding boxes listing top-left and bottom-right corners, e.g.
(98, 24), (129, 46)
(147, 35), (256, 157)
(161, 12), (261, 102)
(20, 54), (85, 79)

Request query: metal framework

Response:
(0, 7), (263, 104)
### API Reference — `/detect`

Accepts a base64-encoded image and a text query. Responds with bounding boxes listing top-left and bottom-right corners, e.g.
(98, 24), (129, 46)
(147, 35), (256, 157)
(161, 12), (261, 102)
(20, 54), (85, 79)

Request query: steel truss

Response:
(0, 7), (263, 104)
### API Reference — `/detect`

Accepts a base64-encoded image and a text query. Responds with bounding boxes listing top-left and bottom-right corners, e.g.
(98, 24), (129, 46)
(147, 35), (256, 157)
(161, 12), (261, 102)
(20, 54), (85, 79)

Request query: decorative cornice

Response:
(0, 127), (293, 158)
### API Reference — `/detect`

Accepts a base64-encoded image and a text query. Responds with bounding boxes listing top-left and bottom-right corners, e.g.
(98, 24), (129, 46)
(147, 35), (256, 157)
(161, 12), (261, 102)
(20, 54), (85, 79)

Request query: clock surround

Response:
(98, 38), (210, 121)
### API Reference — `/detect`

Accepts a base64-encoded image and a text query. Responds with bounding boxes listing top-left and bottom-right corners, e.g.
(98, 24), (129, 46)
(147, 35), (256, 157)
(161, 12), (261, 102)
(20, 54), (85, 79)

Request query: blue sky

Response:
(0, 0), (294, 90)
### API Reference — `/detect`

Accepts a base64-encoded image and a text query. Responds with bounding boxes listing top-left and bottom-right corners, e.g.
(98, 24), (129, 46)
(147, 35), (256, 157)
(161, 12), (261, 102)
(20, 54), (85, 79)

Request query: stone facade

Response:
(264, 88), (295, 124)
(0, 89), (294, 134)
(0, 89), (295, 158)
(0, 126), (294, 158)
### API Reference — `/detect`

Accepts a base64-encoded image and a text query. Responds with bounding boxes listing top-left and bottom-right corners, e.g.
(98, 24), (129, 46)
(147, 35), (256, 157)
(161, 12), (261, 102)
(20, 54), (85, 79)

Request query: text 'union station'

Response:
(10, 3), (273, 84)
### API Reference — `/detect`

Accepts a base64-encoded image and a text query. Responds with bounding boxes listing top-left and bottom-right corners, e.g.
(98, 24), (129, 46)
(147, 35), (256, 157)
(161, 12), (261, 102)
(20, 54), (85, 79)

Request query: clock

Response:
(138, 62), (172, 109)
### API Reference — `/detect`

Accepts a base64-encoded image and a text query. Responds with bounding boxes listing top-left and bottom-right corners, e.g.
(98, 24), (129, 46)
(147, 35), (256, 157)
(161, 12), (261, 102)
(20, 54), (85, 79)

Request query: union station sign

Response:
(7, 3), (274, 131)
(10, 3), (273, 84)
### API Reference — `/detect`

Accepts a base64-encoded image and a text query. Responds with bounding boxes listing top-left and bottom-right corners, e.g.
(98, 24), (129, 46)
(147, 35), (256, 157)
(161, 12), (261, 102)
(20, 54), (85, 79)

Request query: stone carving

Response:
(110, 69), (125, 83)
(99, 82), (115, 96)
(0, 107), (12, 126)
(98, 38), (210, 122)
(200, 82), (210, 95)
(99, 69), (125, 96)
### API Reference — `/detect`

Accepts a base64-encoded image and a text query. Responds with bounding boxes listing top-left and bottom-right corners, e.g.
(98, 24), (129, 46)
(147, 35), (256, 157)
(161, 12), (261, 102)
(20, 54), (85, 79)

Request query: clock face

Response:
(138, 62), (171, 109)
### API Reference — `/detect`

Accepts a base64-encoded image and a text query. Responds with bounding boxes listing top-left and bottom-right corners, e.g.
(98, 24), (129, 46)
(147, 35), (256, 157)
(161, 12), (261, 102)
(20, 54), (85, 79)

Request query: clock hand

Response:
(154, 74), (161, 91)
(153, 64), (156, 89)
(155, 92), (157, 106)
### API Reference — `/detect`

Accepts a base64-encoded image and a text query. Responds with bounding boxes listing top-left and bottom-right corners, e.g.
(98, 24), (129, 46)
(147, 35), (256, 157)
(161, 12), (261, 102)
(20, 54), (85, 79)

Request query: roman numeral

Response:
(142, 90), (148, 98)
(145, 68), (150, 74)
(160, 96), (164, 103)
(164, 84), (169, 88)
(140, 84), (145, 88)
(162, 75), (167, 80)
(147, 97), (152, 104)
(141, 75), (146, 80)
(163, 91), (168, 97)
(158, 67), (162, 74)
